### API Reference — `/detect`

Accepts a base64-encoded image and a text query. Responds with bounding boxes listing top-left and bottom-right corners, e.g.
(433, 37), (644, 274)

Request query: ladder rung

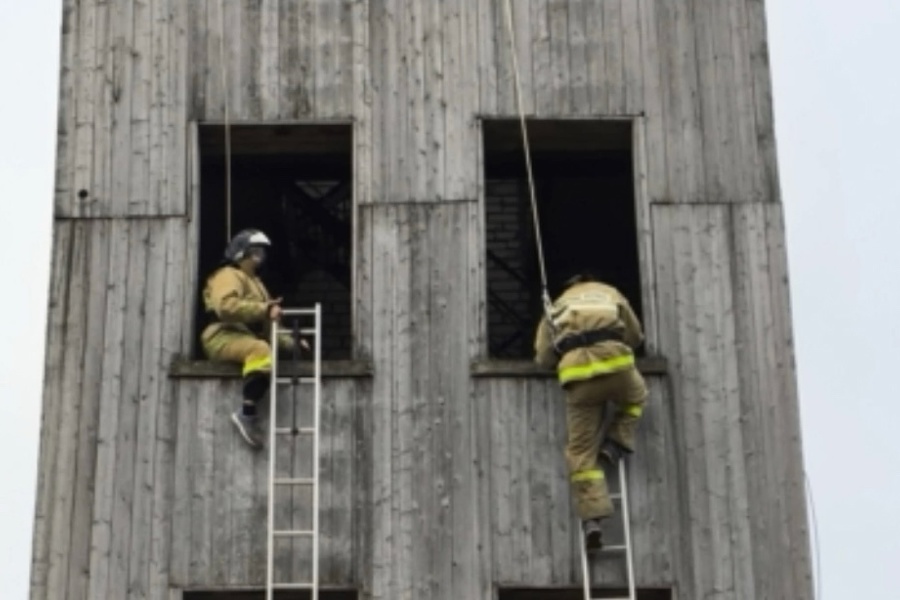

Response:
(273, 477), (315, 486)
(273, 529), (314, 537)
(609, 493), (622, 501)
(274, 427), (316, 435)
(599, 544), (627, 553)
(276, 327), (317, 336)
(272, 582), (314, 589)
(280, 308), (317, 316)
(275, 377), (316, 385)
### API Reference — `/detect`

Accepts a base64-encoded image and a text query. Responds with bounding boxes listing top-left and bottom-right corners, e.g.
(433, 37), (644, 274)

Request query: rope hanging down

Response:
(219, 4), (233, 240)
(501, 0), (555, 321)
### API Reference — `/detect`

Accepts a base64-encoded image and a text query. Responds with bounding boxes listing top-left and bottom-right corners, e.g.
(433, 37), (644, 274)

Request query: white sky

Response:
(1, 1), (898, 598)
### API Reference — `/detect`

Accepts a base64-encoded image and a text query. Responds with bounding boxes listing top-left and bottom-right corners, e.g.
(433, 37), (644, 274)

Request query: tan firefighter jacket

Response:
(201, 265), (292, 349)
(534, 281), (643, 385)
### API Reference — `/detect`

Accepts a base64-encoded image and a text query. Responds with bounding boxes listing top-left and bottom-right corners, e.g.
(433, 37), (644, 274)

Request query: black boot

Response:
(599, 439), (630, 466)
(582, 518), (604, 552)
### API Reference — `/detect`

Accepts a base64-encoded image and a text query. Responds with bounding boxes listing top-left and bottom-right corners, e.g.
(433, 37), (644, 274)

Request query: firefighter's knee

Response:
(242, 372), (270, 402)
(241, 341), (273, 375)
(622, 400), (644, 419)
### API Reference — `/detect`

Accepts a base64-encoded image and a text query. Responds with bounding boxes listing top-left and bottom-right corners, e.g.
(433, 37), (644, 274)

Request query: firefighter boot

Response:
(583, 518), (604, 552)
(599, 438), (630, 466)
(231, 410), (264, 449)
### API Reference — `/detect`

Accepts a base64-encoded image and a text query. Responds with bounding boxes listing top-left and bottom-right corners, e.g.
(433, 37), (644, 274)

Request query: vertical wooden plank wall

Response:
(366, 203), (479, 598)
(33, 1), (811, 599)
(473, 376), (685, 589)
(32, 220), (190, 599)
(166, 379), (365, 589)
(652, 203), (812, 599)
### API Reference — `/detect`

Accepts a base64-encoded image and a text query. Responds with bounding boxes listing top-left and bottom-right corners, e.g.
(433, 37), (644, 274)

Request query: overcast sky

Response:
(1, 1), (898, 598)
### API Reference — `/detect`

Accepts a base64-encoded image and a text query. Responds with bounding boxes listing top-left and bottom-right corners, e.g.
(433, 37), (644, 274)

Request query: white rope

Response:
(501, 0), (554, 318)
(219, 2), (232, 240)
(805, 471), (823, 599)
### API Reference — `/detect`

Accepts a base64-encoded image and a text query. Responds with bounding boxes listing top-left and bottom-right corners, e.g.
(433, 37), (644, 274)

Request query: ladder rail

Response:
(266, 304), (322, 600)
(311, 303), (322, 600)
(619, 461), (637, 600)
(580, 522), (591, 600)
(266, 316), (279, 600)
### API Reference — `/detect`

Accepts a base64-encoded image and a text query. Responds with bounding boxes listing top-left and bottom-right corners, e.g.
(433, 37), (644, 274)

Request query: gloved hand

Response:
(277, 331), (310, 355)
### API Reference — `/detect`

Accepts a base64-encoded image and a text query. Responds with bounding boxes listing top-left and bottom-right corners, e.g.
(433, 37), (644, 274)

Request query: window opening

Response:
(497, 587), (671, 600)
(196, 124), (353, 360)
(183, 590), (357, 600)
(483, 119), (642, 359)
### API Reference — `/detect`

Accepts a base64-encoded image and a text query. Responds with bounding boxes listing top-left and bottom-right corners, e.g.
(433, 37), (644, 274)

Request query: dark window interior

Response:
(197, 124), (353, 360)
(498, 587), (671, 600)
(184, 590), (356, 600)
(483, 119), (642, 359)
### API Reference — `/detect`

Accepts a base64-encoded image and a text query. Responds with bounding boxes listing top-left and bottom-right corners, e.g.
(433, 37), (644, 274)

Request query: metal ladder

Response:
(266, 305), (323, 600)
(579, 459), (637, 600)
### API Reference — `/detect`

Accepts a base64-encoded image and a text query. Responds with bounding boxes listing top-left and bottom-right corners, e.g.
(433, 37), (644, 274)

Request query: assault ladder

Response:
(266, 304), (323, 600)
(579, 460), (637, 600)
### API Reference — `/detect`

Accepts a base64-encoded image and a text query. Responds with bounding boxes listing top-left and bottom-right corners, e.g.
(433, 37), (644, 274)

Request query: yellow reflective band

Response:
(624, 403), (644, 418)
(242, 355), (272, 376)
(558, 354), (635, 382)
(571, 470), (605, 483)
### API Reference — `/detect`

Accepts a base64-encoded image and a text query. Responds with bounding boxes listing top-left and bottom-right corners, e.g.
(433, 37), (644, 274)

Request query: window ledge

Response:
(471, 356), (669, 378)
(170, 357), (666, 379)
(169, 357), (373, 379)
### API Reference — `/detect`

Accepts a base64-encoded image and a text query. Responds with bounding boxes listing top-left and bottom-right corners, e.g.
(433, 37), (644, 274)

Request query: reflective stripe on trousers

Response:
(571, 469), (604, 483)
(242, 354), (272, 377)
(558, 353), (635, 384)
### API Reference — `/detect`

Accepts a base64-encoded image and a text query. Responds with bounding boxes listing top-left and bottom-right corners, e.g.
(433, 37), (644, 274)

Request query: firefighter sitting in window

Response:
(201, 229), (307, 449)
(533, 271), (647, 551)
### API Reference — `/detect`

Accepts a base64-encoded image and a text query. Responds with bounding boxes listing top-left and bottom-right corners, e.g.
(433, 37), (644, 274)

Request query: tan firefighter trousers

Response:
(565, 367), (647, 520)
(201, 328), (273, 402)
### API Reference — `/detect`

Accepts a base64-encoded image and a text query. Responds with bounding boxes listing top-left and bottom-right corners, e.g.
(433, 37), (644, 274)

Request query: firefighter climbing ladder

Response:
(496, 1), (641, 596)
(497, 0), (640, 593)
(266, 304), (323, 600)
(579, 461), (637, 600)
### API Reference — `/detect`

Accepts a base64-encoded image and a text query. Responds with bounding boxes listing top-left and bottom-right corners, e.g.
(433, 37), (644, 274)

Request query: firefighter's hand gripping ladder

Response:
(266, 304), (323, 600)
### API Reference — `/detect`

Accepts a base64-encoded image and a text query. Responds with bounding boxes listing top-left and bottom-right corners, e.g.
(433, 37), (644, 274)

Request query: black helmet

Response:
(554, 268), (599, 295)
(563, 271), (598, 288)
(223, 229), (272, 263)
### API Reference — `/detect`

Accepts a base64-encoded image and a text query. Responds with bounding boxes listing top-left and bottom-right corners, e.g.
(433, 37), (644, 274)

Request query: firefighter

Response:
(533, 272), (647, 551)
(201, 229), (306, 449)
